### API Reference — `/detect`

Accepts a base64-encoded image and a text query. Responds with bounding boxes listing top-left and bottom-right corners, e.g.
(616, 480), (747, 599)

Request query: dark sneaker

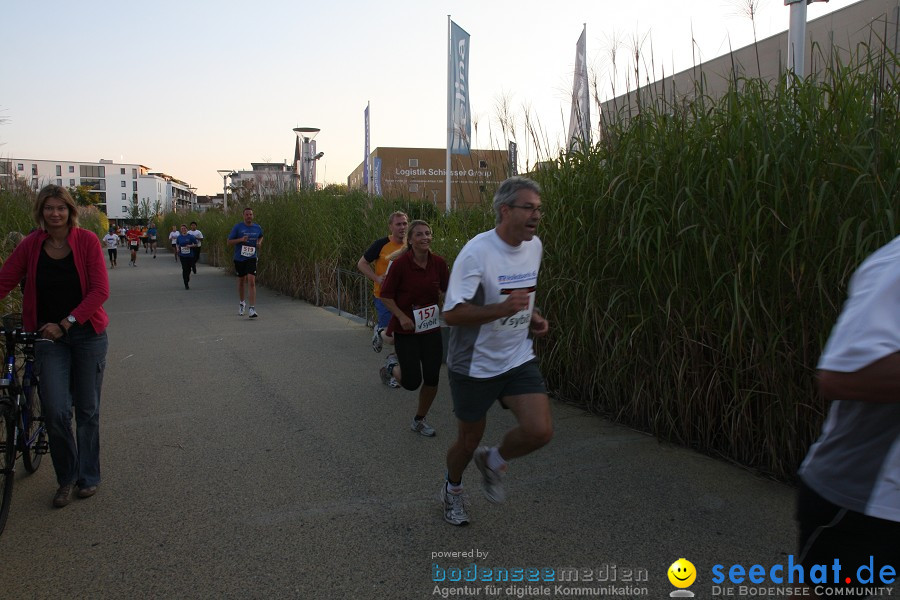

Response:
(473, 446), (506, 503)
(77, 485), (98, 499)
(379, 366), (391, 386)
(440, 484), (470, 526)
(53, 483), (75, 508)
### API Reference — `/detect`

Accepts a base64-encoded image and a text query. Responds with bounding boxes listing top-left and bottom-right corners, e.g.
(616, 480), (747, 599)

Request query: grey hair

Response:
(492, 176), (541, 225)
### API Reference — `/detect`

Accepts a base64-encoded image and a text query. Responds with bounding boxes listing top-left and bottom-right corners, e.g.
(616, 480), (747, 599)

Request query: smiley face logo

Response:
(668, 558), (697, 588)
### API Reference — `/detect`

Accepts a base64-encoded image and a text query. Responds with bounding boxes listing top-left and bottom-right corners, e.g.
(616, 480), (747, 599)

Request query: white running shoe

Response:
(372, 327), (384, 353)
(248, 307), (258, 318)
(440, 484), (470, 526)
(473, 446), (506, 503)
(239, 301), (246, 316)
(410, 418), (436, 437)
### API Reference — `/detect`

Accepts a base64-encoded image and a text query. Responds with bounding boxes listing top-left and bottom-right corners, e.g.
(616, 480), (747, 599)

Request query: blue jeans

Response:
(374, 298), (391, 329)
(35, 325), (108, 487)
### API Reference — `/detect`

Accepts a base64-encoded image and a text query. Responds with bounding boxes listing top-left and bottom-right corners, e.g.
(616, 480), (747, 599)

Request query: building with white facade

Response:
(0, 157), (197, 223)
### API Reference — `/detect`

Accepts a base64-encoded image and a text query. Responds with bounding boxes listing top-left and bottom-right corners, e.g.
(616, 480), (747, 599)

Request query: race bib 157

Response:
(414, 304), (440, 333)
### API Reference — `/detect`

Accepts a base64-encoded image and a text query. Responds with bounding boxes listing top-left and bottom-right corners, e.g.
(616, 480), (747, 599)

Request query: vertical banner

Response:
(448, 20), (471, 155)
(309, 140), (317, 190)
(508, 141), (518, 176)
(373, 157), (382, 196)
(567, 25), (590, 152)
(364, 103), (370, 187)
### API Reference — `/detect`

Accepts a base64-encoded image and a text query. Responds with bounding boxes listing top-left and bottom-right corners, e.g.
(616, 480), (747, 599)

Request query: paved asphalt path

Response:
(1, 248), (798, 599)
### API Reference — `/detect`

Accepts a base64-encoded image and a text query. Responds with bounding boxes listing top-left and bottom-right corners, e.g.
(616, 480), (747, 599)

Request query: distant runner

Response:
(227, 208), (263, 318)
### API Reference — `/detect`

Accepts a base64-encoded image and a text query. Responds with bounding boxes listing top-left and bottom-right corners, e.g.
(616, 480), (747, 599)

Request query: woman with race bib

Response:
(379, 220), (450, 437)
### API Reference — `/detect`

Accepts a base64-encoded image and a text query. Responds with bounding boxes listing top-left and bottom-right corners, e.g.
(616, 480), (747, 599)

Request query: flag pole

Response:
(446, 14), (452, 213)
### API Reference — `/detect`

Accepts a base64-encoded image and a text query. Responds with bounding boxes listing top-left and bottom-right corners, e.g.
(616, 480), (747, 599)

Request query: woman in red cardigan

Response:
(0, 184), (110, 508)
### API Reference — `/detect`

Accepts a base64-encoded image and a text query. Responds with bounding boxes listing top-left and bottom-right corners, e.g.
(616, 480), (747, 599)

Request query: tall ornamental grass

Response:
(3, 45), (893, 480)
(536, 45), (899, 478)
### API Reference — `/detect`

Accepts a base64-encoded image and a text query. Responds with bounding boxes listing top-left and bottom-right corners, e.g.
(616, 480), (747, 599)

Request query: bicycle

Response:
(0, 313), (49, 536)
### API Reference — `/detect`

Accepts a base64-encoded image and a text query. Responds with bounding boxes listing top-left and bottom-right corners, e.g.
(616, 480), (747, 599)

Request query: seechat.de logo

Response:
(668, 558), (697, 598)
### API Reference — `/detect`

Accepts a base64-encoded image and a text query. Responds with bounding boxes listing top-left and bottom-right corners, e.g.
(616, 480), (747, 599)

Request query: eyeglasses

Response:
(508, 204), (544, 216)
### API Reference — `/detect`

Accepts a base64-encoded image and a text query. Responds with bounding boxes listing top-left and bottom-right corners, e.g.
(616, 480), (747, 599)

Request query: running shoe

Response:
(388, 377), (401, 389)
(440, 484), (470, 526)
(379, 366), (391, 386)
(239, 301), (246, 316)
(473, 446), (506, 504)
(248, 307), (258, 319)
(372, 327), (384, 352)
(410, 418), (435, 437)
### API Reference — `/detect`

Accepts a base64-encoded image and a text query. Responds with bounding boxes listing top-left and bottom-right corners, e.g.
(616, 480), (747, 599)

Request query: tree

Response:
(69, 185), (101, 207)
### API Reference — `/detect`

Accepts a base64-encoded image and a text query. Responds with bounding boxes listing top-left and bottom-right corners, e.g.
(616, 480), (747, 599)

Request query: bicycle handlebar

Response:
(0, 328), (41, 345)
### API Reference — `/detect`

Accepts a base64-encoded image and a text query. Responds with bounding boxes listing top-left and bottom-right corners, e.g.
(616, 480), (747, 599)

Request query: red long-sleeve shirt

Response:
(0, 228), (110, 334)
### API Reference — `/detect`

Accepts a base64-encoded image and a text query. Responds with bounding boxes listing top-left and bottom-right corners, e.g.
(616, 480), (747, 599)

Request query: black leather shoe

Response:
(53, 484), (75, 508)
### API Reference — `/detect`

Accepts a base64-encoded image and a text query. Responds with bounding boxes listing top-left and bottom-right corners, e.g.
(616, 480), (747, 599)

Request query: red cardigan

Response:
(0, 228), (110, 334)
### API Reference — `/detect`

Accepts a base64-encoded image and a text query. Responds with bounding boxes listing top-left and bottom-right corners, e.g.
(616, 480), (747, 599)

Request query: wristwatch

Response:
(66, 315), (77, 325)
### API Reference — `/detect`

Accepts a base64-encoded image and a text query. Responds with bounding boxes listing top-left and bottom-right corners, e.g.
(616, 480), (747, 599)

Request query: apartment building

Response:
(0, 157), (197, 223)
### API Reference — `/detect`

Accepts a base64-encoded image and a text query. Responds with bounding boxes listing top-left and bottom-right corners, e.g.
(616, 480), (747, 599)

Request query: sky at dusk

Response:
(2, 0), (856, 195)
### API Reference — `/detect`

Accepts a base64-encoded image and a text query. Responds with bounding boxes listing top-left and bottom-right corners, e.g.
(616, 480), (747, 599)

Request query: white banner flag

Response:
(448, 20), (471, 155)
(568, 25), (590, 152)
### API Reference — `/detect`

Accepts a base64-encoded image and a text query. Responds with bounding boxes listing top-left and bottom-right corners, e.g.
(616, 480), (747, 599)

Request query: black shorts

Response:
(448, 359), (546, 422)
(107, 248), (117, 258)
(796, 480), (900, 575)
(129, 243), (139, 251)
(393, 329), (443, 391)
(234, 258), (258, 277)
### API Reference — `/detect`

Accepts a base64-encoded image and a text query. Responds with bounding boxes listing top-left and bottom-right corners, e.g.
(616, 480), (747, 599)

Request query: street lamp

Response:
(293, 127), (321, 190)
(216, 169), (236, 211)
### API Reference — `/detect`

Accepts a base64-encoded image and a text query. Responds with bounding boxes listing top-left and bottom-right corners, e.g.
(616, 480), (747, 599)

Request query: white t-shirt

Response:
(169, 231), (179, 244)
(102, 234), (118, 249)
(188, 229), (203, 247)
(800, 235), (900, 521)
(443, 229), (542, 378)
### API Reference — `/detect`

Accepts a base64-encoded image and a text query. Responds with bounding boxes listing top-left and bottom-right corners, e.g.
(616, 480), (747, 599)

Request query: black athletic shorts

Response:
(393, 329), (443, 391)
(796, 480), (900, 581)
(234, 258), (258, 277)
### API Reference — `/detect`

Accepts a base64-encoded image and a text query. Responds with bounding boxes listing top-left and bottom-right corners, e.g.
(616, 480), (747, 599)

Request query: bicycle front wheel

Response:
(0, 403), (16, 536)
(21, 386), (45, 474)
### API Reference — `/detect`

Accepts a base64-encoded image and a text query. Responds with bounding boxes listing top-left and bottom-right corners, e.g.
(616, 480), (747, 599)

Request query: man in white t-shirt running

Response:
(188, 221), (204, 274)
(102, 228), (119, 268)
(794, 236), (900, 594)
(439, 176), (551, 526)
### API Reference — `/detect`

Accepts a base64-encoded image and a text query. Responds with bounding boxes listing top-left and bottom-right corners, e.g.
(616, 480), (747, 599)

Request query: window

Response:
(31, 164), (37, 175)
(121, 205), (128, 212)
(56, 179), (62, 186)
(121, 193), (127, 201)
(132, 168), (137, 179)
(80, 165), (106, 178)
(120, 168), (126, 175)
(409, 159), (419, 167)
(133, 181), (137, 191)
(121, 180), (126, 187)
(56, 165), (62, 176)
(69, 179), (75, 186)
(17, 163), (24, 171)
(68, 166), (74, 173)
(479, 160), (488, 168)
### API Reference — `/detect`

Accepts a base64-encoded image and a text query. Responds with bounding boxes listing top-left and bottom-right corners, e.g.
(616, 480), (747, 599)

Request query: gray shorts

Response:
(448, 359), (547, 423)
